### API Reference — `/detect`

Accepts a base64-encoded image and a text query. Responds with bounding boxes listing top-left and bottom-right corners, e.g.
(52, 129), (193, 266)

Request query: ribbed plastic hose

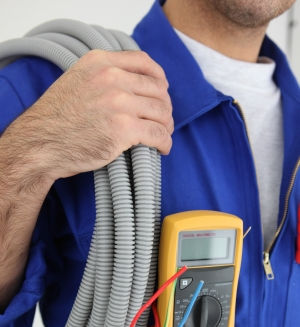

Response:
(0, 19), (161, 327)
(35, 33), (90, 57)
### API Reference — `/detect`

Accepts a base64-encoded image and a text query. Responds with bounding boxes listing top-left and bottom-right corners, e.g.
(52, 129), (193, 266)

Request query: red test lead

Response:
(130, 266), (188, 327)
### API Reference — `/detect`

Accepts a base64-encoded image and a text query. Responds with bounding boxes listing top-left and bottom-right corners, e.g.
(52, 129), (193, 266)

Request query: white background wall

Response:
(290, 1), (300, 80)
(0, 0), (299, 80)
(0, 1), (298, 326)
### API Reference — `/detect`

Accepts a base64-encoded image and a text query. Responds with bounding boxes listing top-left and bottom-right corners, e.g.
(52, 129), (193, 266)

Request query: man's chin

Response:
(209, 0), (296, 28)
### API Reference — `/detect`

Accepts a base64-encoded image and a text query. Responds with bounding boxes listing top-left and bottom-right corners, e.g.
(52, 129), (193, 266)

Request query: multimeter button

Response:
(179, 278), (193, 290)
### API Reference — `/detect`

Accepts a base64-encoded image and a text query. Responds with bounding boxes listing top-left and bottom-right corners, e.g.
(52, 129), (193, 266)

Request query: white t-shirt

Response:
(175, 28), (283, 248)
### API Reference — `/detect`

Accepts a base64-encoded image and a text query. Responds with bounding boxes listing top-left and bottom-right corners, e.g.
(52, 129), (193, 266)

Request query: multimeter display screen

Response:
(181, 237), (229, 261)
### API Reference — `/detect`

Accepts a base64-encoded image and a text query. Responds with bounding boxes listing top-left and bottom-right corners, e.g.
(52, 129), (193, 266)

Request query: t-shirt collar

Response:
(132, 0), (300, 130)
(132, 0), (227, 130)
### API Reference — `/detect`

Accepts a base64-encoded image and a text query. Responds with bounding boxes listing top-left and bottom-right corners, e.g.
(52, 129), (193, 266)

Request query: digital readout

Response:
(181, 237), (229, 261)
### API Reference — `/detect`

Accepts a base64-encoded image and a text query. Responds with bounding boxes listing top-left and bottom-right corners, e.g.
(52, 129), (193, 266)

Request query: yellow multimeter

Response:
(157, 211), (243, 327)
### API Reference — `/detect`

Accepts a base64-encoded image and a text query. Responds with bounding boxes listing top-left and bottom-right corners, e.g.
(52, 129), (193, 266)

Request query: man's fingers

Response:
(95, 67), (170, 101)
(86, 49), (168, 82)
(135, 96), (173, 134)
(102, 90), (173, 134)
(107, 50), (167, 81)
(132, 119), (173, 155)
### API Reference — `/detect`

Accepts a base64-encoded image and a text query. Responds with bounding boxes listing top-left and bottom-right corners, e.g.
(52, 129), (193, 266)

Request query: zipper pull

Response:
(263, 252), (274, 280)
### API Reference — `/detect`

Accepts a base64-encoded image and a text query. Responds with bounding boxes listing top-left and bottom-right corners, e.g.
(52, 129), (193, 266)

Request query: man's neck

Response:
(162, 0), (268, 63)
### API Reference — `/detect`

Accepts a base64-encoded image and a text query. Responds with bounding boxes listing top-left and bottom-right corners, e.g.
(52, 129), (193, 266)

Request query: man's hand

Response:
(0, 49), (173, 310)
(14, 49), (173, 180)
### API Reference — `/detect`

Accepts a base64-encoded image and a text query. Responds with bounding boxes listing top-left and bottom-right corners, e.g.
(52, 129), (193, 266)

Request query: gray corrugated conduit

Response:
(35, 33), (91, 57)
(0, 19), (161, 327)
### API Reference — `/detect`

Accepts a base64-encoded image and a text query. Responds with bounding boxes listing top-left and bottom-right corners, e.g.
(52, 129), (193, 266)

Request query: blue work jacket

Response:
(1, 1), (300, 326)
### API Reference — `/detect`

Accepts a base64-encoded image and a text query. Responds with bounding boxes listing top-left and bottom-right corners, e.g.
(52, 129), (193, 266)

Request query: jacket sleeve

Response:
(0, 76), (55, 326)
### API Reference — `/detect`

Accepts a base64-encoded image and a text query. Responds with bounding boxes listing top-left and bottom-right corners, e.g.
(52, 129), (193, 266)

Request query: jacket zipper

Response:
(233, 100), (300, 280)
(263, 158), (300, 279)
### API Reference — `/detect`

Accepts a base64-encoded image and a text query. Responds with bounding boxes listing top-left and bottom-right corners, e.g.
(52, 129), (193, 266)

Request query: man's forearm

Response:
(0, 49), (173, 313)
(0, 120), (54, 311)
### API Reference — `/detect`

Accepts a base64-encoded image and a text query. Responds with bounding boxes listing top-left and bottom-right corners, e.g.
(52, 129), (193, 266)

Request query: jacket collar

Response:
(132, 0), (300, 130)
(132, 0), (228, 130)
(260, 37), (300, 103)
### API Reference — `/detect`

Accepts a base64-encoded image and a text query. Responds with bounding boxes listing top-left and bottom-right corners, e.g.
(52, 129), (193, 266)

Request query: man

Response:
(0, 0), (299, 325)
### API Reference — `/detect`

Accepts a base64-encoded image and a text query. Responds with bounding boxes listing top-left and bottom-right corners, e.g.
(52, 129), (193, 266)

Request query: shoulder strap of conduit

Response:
(0, 19), (161, 327)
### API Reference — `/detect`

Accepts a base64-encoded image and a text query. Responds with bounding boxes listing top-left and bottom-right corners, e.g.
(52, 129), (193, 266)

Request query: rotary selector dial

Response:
(184, 295), (222, 327)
